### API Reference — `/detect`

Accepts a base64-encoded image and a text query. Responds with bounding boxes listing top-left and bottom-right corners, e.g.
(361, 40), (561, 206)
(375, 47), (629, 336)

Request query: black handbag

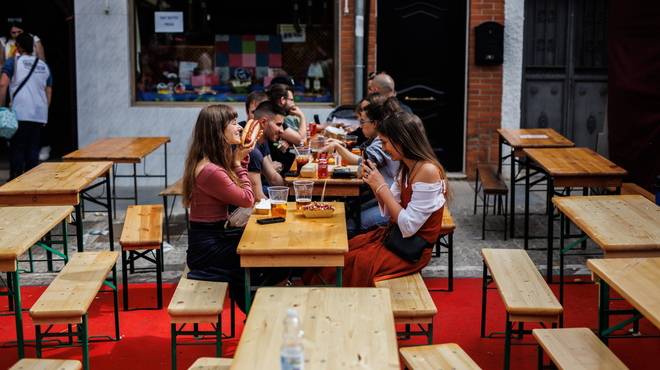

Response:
(382, 222), (432, 263)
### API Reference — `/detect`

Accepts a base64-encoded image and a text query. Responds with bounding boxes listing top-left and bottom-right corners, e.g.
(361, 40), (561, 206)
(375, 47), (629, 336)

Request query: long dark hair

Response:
(5, 18), (25, 40)
(362, 97), (402, 124)
(182, 104), (240, 208)
(378, 112), (452, 202)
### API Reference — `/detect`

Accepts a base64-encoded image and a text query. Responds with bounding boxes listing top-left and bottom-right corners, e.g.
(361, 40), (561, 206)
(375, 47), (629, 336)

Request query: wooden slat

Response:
(0, 206), (74, 270)
(187, 358), (232, 370)
(440, 208), (456, 234)
(588, 257), (660, 330)
(497, 129), (574, 151)
(481, 249), (563, 317)
(168, 266), (228, 322)
(230, 287), (399, 370)
(62, 137), (171, 163)
(120, 205), (163, 247)
(524, 148), (627, 179)
(237, 202), (348, 256)
(159, 177), (184, 197)
(399, 343), (482, 370)
(374, 273), (437, 319)
(533, 328), (629, 370)
(29, 252), (119, 323)
(0, 162), (113, 206)
(9, 358), (82, 370)
(621, 182), (655, 202)
(477, 164), (508, 195)
(553, 195), (660, 254)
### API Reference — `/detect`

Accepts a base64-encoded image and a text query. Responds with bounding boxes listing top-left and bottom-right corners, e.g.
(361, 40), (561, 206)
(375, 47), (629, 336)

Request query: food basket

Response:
(302, 209), (335, 218)
(324, 126), (347, 140)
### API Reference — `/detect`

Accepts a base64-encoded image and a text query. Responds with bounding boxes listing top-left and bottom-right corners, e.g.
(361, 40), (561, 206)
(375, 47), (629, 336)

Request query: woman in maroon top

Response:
(181, 104), (285, 313)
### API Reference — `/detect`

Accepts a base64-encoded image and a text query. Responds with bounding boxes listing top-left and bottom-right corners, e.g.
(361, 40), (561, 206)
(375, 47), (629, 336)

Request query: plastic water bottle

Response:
(281, 308), (304, 370)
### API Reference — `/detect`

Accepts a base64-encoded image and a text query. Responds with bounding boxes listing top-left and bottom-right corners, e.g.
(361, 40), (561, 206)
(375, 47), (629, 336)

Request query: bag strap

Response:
(9, 55), (39, 108)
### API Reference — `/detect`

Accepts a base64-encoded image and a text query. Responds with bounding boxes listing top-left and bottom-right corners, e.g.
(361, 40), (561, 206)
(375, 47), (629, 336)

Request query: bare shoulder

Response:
(412, 163), (441, 184)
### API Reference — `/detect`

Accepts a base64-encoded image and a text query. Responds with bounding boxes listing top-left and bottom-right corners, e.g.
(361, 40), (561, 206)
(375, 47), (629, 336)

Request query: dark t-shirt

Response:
(247, 141), (270, 174)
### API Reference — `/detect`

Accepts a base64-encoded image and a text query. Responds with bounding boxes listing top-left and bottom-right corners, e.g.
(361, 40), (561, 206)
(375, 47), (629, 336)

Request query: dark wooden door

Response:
(522, 0), (609, 149)
(377, 0), (467, 172)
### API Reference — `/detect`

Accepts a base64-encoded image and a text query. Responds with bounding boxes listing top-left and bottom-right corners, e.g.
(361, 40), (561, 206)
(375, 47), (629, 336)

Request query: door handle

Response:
(403, 96), (436, 101)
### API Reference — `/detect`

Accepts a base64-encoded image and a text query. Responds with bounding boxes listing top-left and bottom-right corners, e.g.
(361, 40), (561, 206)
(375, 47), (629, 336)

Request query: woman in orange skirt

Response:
(303, 112), (452, 287)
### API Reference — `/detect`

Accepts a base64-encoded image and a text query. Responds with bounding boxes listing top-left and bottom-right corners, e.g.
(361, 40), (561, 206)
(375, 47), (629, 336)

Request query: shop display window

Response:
(131, 0), (336, 105)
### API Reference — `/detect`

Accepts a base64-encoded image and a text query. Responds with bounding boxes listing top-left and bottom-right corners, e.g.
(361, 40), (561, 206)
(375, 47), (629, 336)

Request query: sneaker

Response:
(39, 146), (51, 161)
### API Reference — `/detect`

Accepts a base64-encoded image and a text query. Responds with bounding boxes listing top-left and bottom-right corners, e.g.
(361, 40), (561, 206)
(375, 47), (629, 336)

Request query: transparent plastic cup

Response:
(293, 181), (314, 211)
(268, 186), (289, 218)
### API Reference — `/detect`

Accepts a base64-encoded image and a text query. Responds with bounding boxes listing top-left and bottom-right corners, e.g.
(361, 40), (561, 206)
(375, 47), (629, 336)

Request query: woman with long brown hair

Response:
(181, 104), (259, 313)
(304, 112), (451, 287)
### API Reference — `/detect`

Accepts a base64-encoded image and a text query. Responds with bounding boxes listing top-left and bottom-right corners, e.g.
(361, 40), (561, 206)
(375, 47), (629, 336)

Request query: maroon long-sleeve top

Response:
(189, 159), (254, 222)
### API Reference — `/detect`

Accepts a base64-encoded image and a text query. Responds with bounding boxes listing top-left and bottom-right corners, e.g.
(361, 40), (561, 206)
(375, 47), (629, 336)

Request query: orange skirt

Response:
(302, 227), (435, 287)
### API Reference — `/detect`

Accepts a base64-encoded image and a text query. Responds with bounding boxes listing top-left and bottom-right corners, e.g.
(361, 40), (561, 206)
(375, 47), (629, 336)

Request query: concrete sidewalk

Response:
(14, 178), (601, 286)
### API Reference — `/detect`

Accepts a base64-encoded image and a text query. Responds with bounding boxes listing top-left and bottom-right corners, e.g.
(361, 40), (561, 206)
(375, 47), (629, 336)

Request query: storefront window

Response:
(132, 0), (335, 105)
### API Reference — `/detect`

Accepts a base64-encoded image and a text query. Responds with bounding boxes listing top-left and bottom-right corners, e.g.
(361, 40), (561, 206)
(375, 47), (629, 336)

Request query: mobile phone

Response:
(257, 217), (286, 225)
(285, 170), (300, 177)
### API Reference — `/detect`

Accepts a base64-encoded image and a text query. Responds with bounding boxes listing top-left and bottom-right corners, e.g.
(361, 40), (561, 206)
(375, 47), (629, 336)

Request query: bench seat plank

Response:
(29, 251), (119, 324)
(168, 267), (228, 323)
(621, 182), (654, 202)
(375, 273), (437, 322)
(533, 328), (629, 370)
(440, 208), (456, 234)
(400, 343), (482, 370)
(482, 249), (562, 318)
(186, 357), (232, 370)
(159, 177), (184, 197)
(10, 359), (82, 370)
(477, 164), (508, 195)
(120, 205), (163, 248)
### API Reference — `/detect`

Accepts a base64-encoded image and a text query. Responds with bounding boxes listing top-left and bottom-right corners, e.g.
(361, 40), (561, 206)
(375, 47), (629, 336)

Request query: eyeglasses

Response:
(7, 18), (23, 22)
(368, 71), (386, 80)
(359, 119), (375, 125)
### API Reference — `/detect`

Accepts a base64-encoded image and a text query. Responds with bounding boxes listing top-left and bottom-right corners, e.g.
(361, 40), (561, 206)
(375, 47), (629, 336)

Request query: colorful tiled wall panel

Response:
(215, 34), (282, 82)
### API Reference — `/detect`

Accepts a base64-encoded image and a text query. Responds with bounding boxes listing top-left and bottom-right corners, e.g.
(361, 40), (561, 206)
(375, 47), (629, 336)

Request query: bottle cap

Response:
(286, 308), (298, 317)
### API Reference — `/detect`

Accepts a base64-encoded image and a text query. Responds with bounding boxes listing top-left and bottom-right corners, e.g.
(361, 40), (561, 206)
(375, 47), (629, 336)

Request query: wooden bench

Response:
(473, 164), (508, 240)
(431, 208), (456, 292)
(621, 182), (654, 202)
(29, 252), (120, 370)
(159, 178), (188, 243)
(168, 267), (234, 370)
(186, 357), (232, 370)
(480, 249), (563, 370)
(399, 343), (482, 370)
(533, 328), (629, 370)
(120, 204), (163, 311)
(374, 272), (437, 346)
(9, 359), (82, 370)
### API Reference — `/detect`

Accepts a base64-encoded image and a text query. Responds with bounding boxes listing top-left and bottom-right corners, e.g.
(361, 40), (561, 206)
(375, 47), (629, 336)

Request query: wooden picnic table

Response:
(522, 148), (627, 282)
(0, 162), (114, 253)
(552, 195), (660, 307)
(230, 287), (400, 370)
(588, 257), (660, 343)
(0, 205), (74, 360)
(237, 202), (348, 312)
(497, 129), (574, 238)
(62, 137), (171, 214)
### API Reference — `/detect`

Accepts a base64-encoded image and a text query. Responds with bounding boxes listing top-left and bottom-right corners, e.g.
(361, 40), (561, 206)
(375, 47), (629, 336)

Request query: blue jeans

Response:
(347, 204), (390, 238)
(10, 121), (43, 178)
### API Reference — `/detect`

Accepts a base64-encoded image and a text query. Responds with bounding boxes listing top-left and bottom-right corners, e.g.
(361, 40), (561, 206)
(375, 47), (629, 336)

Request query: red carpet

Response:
(1, 278), (659, 369)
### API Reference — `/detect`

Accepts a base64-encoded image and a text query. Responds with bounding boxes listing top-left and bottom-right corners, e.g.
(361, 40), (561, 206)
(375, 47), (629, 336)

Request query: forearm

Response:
(377, 187), (403, 221)
(249, 172), (268, 201)
(280, 128), (303, 144)
(36, 42), (46, 62)
(45, 87), (52, 107)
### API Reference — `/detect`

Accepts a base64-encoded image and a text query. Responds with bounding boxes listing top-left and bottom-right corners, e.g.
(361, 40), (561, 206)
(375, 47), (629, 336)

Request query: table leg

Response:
(75, 204), (84, 252)
(510, 149), (516, 239)
(163, 196), (171, 244)
(10, 270), (25, 359)
(546, 176), (554, 283)
(112, 164), (118, 219)
(133, 163), (139, 205)
(244, 267), (252, 315)
(106, 172), (115, 252)
(524, 157), (530, 250)
(336, 267), (342, 287)
(164, 142), (169, 189)
(597, 278), (610, 346)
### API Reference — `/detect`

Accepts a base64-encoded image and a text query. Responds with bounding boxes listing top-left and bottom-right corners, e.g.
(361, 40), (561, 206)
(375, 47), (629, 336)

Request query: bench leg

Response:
(474, 167), (480, 214)
(504, 313), (512, 370)
(122, 250), (129, 311)
(481, 260), (488, 337)
(427, 318), (434, 345)
(8, 271), (25, 359)
(216, 313), (223, 357)
(244, 267), (252, 314)
(35, 324), (42, 358)
(111, 264), (121, 339)
(171, 323), (177, 370)
(482, 194), (488, 240)
(163, 196), (171, 244)
(80, 313), (90, 370)
(157, 246), (163, 309)
(448, 234), (453, 291)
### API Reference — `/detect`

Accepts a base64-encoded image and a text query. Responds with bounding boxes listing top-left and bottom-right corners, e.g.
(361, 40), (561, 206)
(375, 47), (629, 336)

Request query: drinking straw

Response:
(321, 179), (328, 202)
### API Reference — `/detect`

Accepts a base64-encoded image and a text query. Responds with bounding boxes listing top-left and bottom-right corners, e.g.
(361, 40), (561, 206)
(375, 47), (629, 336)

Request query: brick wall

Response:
(338, 0), (378, 105)
(466, 0), (505, 179)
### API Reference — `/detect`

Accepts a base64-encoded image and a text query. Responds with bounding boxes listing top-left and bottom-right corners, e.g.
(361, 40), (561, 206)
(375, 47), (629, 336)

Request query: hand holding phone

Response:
(256, 217), (286, 225)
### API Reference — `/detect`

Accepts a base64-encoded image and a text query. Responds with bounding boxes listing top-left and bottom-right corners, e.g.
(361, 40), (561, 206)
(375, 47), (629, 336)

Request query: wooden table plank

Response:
(588, 257), (660, 330)
(523, 148), (627, 188)
(0, 162), (113, 207)
(237, 202), (348, 257)
(0, 206), (74, 272)
(230, 287), (400, 370)
(62, 137), (170, 163)
(553, 195), (660, 257)
(498, 129), (574, 157)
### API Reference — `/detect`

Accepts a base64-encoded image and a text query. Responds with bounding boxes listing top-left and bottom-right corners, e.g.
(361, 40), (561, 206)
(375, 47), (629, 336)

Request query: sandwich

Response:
(241, 119), (260, 148)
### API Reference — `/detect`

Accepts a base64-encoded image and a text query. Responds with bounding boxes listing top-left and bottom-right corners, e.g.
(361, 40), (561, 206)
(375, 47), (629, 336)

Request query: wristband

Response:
(376, 183), (388, 194)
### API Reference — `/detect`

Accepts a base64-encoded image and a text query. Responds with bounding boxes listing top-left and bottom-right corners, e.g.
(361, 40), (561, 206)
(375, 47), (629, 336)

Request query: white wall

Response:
(74, 0), (333, 185)
(501, 0), (525, 130)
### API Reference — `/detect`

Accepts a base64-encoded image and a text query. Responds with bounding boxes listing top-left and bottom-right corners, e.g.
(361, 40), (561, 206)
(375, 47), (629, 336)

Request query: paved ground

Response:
(13, 175), (602, 286)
